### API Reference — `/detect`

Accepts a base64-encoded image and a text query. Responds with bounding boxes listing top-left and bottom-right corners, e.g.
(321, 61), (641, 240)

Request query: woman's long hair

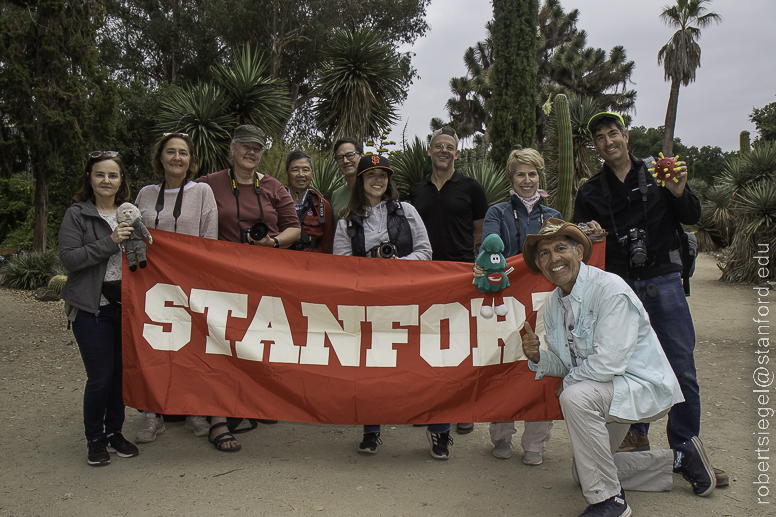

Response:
(73, 154), (131, 205)
(341, 170), (399, 220)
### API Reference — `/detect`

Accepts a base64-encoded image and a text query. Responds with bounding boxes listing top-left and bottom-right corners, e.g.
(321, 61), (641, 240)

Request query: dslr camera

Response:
(369, 242), (397, 259)
(243, 222), (269, 243)
(618, 228), (648, 268)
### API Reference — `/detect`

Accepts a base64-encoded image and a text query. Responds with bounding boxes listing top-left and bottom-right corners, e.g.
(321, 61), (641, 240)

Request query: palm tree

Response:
(313, 29), (406, 145)
(658, 0), (721, 156)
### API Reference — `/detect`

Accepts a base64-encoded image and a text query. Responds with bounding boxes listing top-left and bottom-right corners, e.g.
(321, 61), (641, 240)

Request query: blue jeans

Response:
(364, 424), (451, 434)
(627, 272), (700, 447)
(72, 303), (125, 442)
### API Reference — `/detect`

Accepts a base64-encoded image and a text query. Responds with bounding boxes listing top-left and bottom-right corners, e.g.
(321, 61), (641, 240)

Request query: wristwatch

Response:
(272, 237), (279, 248)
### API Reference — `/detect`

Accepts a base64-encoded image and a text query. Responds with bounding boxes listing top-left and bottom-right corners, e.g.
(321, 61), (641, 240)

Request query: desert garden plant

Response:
(0, 250), (65, 290)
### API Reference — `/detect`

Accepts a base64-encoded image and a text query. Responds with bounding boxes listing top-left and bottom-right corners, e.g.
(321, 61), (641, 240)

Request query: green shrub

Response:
(0, 250), (65, 290)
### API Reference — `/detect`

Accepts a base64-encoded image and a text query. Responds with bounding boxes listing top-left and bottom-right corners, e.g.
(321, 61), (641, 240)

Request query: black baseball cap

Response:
(356, 154), (394, 176)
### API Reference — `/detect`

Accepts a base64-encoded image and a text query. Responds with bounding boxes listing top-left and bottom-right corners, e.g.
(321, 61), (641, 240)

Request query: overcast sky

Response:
(387, 0), (776, 152)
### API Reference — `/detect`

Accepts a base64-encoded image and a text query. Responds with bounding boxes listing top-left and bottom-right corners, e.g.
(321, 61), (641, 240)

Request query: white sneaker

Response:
(185, 415), (210, 437)
(135, 412), (165, 443)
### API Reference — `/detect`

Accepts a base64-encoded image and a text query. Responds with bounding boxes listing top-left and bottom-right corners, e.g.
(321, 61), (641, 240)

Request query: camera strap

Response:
(510, 197), (545, 244)
(600, 161), (650, 245)
(229, 168), (264, 242)
(154, 180), (186, 233)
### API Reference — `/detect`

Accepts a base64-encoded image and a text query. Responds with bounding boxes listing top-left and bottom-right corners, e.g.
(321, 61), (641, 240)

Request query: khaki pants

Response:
(489, 421), (554, 453)
(560, 380), (673, 504)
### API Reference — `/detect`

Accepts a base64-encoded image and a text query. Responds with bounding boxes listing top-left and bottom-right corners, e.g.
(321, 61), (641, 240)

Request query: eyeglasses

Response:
(240, 144), (264, 154)
(163, 132), (189, 137)
(89, 151), (118, 159)
(432, 144), (457, 152)
(334, 151), (360, 163)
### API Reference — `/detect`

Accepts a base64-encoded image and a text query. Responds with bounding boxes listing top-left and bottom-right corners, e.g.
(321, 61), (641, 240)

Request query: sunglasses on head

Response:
(89, 151), (119, 159)
(163, 132), (189, 137)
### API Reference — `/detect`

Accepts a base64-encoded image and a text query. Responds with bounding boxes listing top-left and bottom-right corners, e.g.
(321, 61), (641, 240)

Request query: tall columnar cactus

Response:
(554, 94), (574, 221)
(740, 130), (751, 156)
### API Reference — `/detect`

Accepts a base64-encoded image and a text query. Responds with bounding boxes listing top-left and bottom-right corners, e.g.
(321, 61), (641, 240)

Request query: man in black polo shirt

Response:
(410, 127), (488, 263)
(410, 126), (489, 435)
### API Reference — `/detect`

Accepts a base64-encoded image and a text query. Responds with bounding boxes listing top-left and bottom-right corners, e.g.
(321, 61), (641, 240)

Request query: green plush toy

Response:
(474, 234), (513, 319)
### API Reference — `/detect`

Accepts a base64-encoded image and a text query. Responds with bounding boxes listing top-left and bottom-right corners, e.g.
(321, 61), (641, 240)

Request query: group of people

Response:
(58, 115), (724, 517)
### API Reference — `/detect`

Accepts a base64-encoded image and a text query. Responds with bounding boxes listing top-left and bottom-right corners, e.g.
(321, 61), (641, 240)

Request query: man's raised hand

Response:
(522, 321), (540, 363)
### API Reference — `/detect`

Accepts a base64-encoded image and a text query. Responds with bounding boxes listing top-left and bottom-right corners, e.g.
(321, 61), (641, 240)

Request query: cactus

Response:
(48, 275), (68, 295)
(554, 94), (574, 221)
(740, 130), (750, 156)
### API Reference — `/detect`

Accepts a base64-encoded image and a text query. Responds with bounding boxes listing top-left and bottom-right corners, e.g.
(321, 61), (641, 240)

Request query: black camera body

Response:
(369, 242), (397, 259)
(618, 228), (648, 268)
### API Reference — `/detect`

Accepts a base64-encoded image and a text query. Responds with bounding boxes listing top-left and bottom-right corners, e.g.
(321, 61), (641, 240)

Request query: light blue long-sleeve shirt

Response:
(528, 263), (684, 421)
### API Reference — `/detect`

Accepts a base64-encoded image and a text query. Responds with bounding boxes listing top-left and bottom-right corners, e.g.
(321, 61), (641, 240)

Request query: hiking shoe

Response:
(358, 432), (382, 454)
(135, 412), (165, 443)
(455, 422), (474, 434)
(87, 437), (110, 466)
(492, 438), (512, 459)
(523, 450), (543, 465)
(617, 430), (650, 452)
(714, 467), (729, 487)
(185, 415), (210, 437)
(674, 436), (716, 496)
(427, 429), (453, 459)
(106, 432), (139, 458)
(576, 489), (631, 517)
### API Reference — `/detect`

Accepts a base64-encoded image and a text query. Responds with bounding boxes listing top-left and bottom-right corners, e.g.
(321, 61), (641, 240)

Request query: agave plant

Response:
(314, 28), (406, 144)
(391, 137), (432, 201)
(460, 158), (510, 207)
(211, 44), (292, 136)
(310, 156), (344, 202)
(156, 82), (235, 174)
(0, 250), (62, 290)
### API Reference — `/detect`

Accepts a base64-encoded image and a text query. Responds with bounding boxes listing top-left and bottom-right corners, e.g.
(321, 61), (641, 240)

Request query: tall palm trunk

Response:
(662, 78), (681, 157)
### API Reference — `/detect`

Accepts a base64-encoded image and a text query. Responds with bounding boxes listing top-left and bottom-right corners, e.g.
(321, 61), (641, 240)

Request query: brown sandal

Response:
(208, 422), (242, 453)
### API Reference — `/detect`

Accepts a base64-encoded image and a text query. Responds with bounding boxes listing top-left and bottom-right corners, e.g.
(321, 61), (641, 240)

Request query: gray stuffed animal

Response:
(116, 202), (153, 271)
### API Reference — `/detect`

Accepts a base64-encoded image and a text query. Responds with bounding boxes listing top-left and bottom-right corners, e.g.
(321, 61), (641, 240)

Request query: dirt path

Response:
(0, 253), (767, 516)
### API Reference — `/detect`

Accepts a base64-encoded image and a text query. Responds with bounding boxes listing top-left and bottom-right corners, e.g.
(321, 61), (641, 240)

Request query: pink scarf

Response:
(511, 189), (548, 213)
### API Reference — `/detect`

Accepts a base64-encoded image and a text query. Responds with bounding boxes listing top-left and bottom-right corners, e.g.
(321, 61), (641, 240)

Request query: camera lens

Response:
(378, 243), (396, 259)
(249, 222), (269, 241)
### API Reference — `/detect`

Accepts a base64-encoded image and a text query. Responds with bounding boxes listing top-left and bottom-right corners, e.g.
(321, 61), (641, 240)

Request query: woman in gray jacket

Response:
(59, 151), (138, 466)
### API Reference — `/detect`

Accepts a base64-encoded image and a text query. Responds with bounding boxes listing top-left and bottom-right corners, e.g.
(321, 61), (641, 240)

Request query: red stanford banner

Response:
(123, 230), (606, 425)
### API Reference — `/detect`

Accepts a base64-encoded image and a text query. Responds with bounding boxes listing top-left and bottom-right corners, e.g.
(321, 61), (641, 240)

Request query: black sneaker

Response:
(674, 436), (716, 496)
(106, 432), (139, 458)
(358, 432), (382, 454)
(87, 437), (110, 466)
(576, 489), (631, 517)
(426, 429), (452, 459)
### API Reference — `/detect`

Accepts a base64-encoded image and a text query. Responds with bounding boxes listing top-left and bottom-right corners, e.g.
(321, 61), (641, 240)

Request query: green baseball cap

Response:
(233, 125), (267, 147)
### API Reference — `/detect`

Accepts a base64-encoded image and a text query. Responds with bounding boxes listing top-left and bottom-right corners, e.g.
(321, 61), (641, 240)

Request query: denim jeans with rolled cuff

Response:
(627, 272), (700, 447)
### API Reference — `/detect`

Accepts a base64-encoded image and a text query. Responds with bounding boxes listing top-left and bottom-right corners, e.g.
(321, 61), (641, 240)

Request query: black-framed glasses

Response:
(89, 151), (119, 159)
(334, 151), (360, 163)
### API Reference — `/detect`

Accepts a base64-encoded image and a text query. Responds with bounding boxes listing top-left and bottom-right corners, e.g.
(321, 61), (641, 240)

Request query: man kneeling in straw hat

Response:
(521, 218), (716, 517)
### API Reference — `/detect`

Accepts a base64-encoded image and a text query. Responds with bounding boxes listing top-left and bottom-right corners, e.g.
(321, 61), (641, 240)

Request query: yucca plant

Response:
(460, 158), (509, 206)
(692, 210), (718, 252)
(0, 250), (63, 290)
(686, 177), (708, 200)
(156, 82), (235, 174)
(720, 141), (776, 283)
(211, 44), (292, 135)
(314, 28), (406, 144)
(702, 185), (733, 245)
(391, 137), (432, 201)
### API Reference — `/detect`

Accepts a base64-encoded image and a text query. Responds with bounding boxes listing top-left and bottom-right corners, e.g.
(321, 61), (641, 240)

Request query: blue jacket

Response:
(483, 195), (561, 258)
(528, 263), (684, 421)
